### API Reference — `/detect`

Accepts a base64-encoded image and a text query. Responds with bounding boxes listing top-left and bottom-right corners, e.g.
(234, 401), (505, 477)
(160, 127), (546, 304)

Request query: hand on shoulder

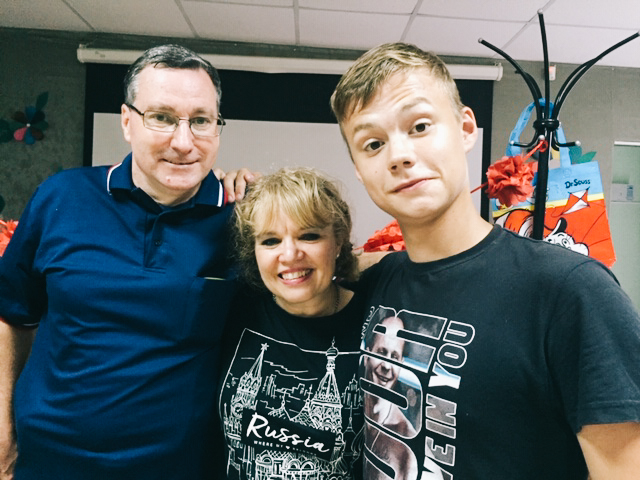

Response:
(214, 167), (261, 202)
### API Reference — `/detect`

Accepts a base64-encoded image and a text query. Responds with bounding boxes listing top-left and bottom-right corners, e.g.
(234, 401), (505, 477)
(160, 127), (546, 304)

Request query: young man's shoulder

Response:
(360, 226), (615, 288)
(497, 226), (608, 268)
(360, 250), (409, 274)
(487, 227), (624, 310)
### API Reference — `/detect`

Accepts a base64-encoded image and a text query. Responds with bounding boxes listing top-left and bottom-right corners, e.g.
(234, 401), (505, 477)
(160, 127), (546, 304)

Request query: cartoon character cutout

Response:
(543, 217), (589, 256)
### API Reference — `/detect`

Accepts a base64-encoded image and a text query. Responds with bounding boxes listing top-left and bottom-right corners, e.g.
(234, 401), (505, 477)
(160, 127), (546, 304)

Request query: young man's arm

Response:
(578, 422), (640, 480)
(355, 250), (392, 272)
(214, 167), (260, 202)
(0, 319), (35, 480)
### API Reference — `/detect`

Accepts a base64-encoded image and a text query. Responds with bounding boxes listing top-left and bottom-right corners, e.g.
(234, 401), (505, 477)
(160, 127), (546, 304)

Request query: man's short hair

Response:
(123, 44), (222, 111)
(330, 42), (464, 125)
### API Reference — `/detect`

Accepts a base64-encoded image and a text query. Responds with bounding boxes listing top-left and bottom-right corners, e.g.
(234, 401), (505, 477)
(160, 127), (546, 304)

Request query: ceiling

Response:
(2, 0), (640, 69)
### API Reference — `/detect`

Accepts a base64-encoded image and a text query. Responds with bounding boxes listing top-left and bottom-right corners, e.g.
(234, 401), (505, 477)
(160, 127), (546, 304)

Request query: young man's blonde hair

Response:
(331, 42), (464, 125)
(233, 167), (358, 289)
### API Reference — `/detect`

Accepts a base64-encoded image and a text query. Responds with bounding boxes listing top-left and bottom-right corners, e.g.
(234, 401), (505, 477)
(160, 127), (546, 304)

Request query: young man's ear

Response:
(460, 106), (478, 154)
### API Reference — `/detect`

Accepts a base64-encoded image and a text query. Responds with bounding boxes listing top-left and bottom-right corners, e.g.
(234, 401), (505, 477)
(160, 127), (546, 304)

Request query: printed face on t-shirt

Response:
(364, 316), (405, 389)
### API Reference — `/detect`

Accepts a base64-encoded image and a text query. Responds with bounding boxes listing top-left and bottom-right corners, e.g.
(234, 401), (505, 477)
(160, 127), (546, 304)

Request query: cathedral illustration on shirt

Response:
(221, 330), (364, 480)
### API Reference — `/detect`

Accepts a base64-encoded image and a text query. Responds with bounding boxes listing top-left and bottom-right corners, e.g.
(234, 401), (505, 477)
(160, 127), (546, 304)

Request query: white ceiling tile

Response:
(299, 0), (418, 14)
(405, 17), (525, 59)
(418, 0), (544, 22)
(0, 0), (91, 31)
(2, 0), (639, 69)
(183, 2), (296, 44)
(67, 0), (193, 37)
(204, 0), (293, 6)
(543, 0), (640, 30)
(601, 41), (640, 69)
(506, 23), (640, 68)
(298, 10), (410, 49)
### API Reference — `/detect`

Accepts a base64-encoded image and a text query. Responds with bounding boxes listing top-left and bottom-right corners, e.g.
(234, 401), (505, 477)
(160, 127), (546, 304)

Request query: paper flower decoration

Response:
(471, 139), (547, 208)
(361, 219), (406, 252)
(0, 220), (18, 256)
(485, 155), (537, 207)
(10, 92), (49, 145)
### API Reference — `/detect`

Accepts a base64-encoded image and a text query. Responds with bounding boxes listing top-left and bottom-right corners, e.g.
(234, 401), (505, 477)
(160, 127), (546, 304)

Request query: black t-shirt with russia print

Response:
(218, 286), (367, 480)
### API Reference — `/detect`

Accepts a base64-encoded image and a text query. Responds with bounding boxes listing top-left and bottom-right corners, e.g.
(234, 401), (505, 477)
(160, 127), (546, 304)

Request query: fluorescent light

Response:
(77, 47), (503, 80)
(448, 63), (503, 81)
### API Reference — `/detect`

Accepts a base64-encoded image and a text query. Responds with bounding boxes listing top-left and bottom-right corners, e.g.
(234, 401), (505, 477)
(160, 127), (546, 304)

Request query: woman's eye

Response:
(364, 140), (384, 152)
(260, 238), (280, 247)
(300, 233), (321, 241)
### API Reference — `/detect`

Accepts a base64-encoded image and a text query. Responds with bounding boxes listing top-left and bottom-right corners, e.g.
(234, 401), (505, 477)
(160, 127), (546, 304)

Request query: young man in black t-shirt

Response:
(331, 42), (640, 480)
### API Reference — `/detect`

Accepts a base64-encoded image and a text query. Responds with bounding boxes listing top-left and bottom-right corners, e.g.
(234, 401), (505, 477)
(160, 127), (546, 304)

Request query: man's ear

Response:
(121, 104), (132, 144)
(460, 106), (478, 154)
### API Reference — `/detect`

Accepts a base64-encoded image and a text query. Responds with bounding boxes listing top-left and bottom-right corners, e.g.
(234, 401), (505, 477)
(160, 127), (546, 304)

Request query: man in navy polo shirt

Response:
(0, 44), (250, 479)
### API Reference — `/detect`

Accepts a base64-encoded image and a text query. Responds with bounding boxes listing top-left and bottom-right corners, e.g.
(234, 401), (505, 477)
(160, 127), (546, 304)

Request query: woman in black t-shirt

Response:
(217, 167), (366, 480)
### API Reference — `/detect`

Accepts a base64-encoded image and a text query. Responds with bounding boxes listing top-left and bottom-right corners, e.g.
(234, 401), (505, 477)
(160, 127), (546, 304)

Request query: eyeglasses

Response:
(126, 104), (225, 137)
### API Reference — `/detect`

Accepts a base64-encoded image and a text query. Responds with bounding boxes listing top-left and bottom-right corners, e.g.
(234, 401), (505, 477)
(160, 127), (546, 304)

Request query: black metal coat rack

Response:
(479, 11), (639, 239)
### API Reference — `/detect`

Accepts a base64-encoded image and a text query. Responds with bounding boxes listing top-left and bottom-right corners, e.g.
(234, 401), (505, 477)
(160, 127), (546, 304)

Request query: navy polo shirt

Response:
(0, 154), (236, 479)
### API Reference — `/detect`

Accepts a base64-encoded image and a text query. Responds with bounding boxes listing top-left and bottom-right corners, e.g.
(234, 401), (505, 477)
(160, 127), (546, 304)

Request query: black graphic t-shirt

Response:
(357, 226), (640, 480)
(218, 287), (366, 480)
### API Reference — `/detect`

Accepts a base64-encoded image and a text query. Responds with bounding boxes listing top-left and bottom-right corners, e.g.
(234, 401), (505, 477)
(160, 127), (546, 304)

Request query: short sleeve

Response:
(546, 260), (640, 432)
(0, 184), (48, 327)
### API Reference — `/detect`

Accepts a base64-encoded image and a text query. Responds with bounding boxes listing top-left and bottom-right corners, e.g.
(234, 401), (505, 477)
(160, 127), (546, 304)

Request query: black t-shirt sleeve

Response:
(546, 260), (640, 432)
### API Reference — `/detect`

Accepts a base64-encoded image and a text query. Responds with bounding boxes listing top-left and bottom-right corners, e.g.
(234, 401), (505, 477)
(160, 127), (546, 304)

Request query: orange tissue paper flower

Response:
(485, 155), (537, 207)
(361, 219), (406, 252)
(0, 220), (18, 256)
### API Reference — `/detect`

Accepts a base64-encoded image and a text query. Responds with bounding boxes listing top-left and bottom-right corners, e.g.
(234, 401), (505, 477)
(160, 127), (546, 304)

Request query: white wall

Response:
(610, 144), (640, 308)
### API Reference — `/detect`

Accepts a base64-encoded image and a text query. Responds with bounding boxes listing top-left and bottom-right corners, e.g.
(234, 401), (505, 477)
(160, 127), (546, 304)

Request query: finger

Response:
(232, 169), (254, 201)
(234, 176), (248, 201)
(213, 168), (225, 180)
(222, 172), (239, 202)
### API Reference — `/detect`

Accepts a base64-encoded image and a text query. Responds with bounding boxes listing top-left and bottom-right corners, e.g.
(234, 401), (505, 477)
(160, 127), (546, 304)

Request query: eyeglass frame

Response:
(125, 103), (226, 137)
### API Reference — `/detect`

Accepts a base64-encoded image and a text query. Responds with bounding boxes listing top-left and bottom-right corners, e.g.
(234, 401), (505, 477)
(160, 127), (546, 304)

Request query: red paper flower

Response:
(0, 220), (18, 256)
(361, 219), (406, 252)
(486, 155), (537, 207)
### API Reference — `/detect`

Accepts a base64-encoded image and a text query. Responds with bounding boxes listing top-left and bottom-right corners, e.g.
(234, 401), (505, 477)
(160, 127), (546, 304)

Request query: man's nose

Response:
(170, 120), (195, 152)
(387, 134), (416, 171)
